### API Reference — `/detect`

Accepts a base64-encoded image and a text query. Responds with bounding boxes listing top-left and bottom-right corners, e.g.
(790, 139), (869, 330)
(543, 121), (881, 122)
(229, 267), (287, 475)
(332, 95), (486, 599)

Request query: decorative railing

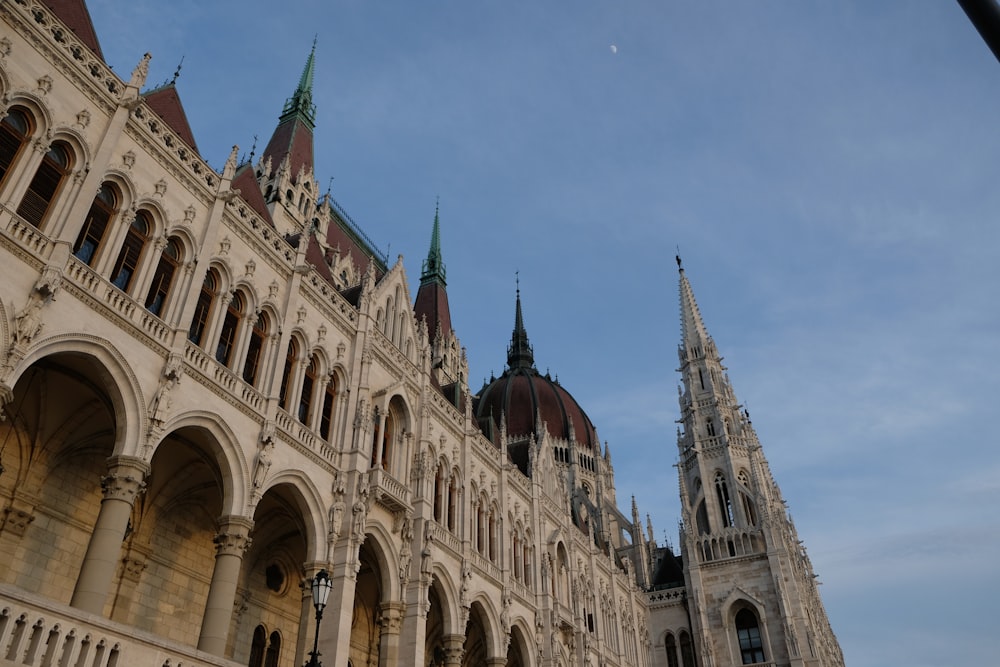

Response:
(696, 526), (765, 563)
(471, 551), (502, 585)
(426, 521), (461, 557)
(0, 584), (240, 667)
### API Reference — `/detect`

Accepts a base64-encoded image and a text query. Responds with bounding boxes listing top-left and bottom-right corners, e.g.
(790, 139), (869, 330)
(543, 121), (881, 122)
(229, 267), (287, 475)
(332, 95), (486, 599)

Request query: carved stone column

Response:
(377, 601), (405, 665)
(295, 562), (326, 667)
(197, 515), (253, 655)
(442, 633), (465, 666)
(486, 658), (507, 667)
(70, 456), (149, 614)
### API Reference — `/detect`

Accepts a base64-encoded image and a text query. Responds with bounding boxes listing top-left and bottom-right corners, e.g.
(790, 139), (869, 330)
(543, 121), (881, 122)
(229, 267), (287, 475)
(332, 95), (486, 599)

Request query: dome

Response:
(474, 290), (599, 455)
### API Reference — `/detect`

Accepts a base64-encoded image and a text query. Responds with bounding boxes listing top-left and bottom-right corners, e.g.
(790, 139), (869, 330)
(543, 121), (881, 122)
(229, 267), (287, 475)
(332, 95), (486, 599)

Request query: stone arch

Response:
(429, 564), (462, 635)
(148, 409), (249, 513)
(720, 588), (772, 665)
(256, 468), (326, 560)
(507, 619), (534, 667)
(14, 334), (145, 455)
(0, 294), (10, 357)
(463, 597), (501, 665)
(3, 92), (55, 138)
(47, 125), (92, 172)
(349, 526), (398, 667)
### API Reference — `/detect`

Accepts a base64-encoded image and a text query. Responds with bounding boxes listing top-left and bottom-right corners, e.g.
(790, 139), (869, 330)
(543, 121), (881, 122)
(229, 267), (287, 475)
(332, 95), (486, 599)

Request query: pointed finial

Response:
(248, 134), (258, 164)
(128, 52), (152, 89)
(326, 176), (334, 198)
(171, 56), (184, 85)
(676, 245), (683, 271)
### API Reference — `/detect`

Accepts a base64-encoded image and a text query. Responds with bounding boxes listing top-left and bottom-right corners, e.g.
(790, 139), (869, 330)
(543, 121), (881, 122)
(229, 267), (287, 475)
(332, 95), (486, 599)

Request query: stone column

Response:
(197, 515), (253, 655)
(442, 634), (465, 666)
(70, 456), (149, 614)
(321, 553), (360, 667)
(486, 658), (507, 667)
(377, 601), (405, 665)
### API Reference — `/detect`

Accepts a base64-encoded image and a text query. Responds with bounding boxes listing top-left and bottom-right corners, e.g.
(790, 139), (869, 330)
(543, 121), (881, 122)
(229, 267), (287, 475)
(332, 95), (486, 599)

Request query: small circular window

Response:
(265, 563), (285, 593)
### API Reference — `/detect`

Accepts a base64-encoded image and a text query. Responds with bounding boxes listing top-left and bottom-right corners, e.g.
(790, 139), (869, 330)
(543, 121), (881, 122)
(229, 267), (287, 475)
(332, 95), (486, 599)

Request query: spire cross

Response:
(171, 56), (184, 85)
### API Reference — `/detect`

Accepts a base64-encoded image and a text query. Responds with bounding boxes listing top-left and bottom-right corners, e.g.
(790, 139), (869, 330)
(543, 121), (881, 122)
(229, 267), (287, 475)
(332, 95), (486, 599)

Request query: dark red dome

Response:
(474, 289), (598, 454)
(475, 367), (599, 451)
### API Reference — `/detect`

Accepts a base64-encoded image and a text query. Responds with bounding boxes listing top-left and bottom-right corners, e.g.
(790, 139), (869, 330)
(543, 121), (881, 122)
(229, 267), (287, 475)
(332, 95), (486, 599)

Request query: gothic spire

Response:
(420, 199), (447, 287)
(678, 257), (714, 360)
(507, 278), (535, 370)
(414, 203), (453, 347)
(279, 38), (317, 129)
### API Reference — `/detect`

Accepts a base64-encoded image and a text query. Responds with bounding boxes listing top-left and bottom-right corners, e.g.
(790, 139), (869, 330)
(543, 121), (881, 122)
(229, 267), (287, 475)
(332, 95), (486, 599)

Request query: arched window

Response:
(319, 373), (337, 439)
(715, 473), (734, 528)
(243, 312), (268, 386)
(706, 418), (716, 437)
(111, 210), (152, 290)
(735, 608), (765, 664)
(263, 631), (281, 667)
(248, 625), (267, 667)
(278, 339), (298, 410)
(17, 141), (70, 228)
(145, 237), (179, 316)
(189, 269), (218, 346)
(216, 291), (245, 366)
(0, 108), (32, 189)
(447, 474), (458, 533)
(695, 500), (709, 535)
(741, 492), (757, 527)
(298, 354), (318, 423)
(433, 465), (444, 523)
(665, 632), (679, 667)
(74, 182), (119, 265)
(371, 410), (393, 470)
(679, 630), (696, 667)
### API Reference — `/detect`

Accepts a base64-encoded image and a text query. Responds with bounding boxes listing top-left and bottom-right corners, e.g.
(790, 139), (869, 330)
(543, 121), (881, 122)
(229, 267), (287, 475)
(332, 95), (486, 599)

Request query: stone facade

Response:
(0, 2), (841, 667)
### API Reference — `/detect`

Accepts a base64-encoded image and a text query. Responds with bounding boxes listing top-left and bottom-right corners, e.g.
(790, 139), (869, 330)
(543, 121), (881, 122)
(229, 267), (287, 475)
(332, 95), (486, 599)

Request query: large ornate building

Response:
(0, 1), (842, 666)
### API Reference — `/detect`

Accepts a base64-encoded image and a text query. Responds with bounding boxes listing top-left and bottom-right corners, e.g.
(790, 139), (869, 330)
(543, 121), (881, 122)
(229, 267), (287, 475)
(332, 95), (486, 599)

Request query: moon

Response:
(610, 44), (618, 54)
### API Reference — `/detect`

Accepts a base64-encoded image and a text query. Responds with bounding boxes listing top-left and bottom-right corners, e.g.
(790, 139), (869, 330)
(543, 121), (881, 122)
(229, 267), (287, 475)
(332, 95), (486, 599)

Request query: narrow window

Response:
(243, 313), (268, 386)
(278, 339), (297, 410)
(319, 374), (336, 439)
(17, 142), (70, 228)
(111, 210), (151, 289)
(145, 238), (179, 316)
(188, 269), (218, 346)
(74, 183), (119, 265)
(433, 465), (444, 522)
(248, 625), (266, 667)
(298, 355), (318, 423)
(665, 633), (679, 667)
(716, 473), (734, 528)
(447, 475), (457, 532)
(0, 108), (31, 188)
(263, 631), (281, 667)
(679, 631), (696, 667)
(706, 418), (716, 437)
(741, 492), (757, 527)
(216, 291), (244, 366)
(736, 608), (765, 664)
(695, 500), (710, 535)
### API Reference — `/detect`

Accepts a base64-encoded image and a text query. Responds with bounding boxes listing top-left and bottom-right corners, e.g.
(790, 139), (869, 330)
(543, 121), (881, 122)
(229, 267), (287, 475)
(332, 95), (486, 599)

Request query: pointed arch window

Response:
(715, 473), (734, 528)
(0, 108), (31, 188)
(248, 625), (267, 667)
(111, 210), (152, 290)
(145, 237), (180, 316)
(371, 410), (394, 470)
(679, 630), (696, 667)
(665, 632), (679, 667)
(189, 269), (218, 346)
(216, 291), (245, 366)
(263, 631), (281, 667)
(74, 183), (119, 265)
(243, 312), (268, 386)
(447, 473), (458, 533)
(278, 339), (298, 410)
(735, 608), (765, 664)
(17, 142), (70, 228)
(298, 354), (318, 424)
(319, 373), (337, 439)
(433, 464), (444, 523)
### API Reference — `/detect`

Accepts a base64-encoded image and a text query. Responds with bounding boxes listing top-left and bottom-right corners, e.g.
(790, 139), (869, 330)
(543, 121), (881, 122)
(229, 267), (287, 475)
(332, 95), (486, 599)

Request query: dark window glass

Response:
(319, 376), (336, 439)
(111, 211), (151, 289)
(243, 313), (267, 385)
(145, 238), (179, 316)
(736, 609), (765, 664)
(74, 183), (118, 265)
(17, 142), (69, 227)
(298, 355), (318, 423)
(189, 270), (217, 345)
(278, 340), (297, 409)
(0, 109), (31, 188)
(216, 291), (244, 365)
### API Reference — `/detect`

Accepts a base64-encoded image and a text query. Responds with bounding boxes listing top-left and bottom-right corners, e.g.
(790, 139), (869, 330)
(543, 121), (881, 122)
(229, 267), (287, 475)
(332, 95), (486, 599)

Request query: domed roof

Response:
(474, 290), (599, 453)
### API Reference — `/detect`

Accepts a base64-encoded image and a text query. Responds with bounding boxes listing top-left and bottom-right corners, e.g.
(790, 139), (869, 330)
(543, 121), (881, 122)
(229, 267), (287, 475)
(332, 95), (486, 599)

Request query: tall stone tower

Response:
(674, 260), (843, 667)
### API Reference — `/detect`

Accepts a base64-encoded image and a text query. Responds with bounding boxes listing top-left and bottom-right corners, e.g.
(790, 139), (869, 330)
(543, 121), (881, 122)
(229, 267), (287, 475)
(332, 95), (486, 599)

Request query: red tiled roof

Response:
(43, 0), (103, 59)
(143, 84), (199, 153)
(414, 280), (453, 344)
(231, 165), (274, 226)
(261, 118), (314, 184)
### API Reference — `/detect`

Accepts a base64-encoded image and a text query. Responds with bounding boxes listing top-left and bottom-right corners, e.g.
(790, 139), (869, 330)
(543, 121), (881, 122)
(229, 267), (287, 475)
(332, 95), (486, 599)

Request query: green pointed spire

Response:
(420, 199), (447, 286)
(279, 39), (317, 129)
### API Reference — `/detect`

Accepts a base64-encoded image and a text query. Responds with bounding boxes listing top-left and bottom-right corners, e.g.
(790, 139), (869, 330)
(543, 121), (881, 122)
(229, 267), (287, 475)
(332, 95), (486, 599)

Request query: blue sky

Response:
(87, 2), (1000, 664)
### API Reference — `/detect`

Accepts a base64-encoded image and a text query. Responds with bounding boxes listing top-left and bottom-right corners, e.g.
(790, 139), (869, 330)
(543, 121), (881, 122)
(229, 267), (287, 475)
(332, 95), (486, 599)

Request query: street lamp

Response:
(305, 569), (333, 667)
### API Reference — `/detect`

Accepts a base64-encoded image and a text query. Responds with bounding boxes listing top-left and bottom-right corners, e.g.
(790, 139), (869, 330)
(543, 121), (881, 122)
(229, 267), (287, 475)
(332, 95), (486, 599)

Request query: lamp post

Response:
(305, 569), (333, 667)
